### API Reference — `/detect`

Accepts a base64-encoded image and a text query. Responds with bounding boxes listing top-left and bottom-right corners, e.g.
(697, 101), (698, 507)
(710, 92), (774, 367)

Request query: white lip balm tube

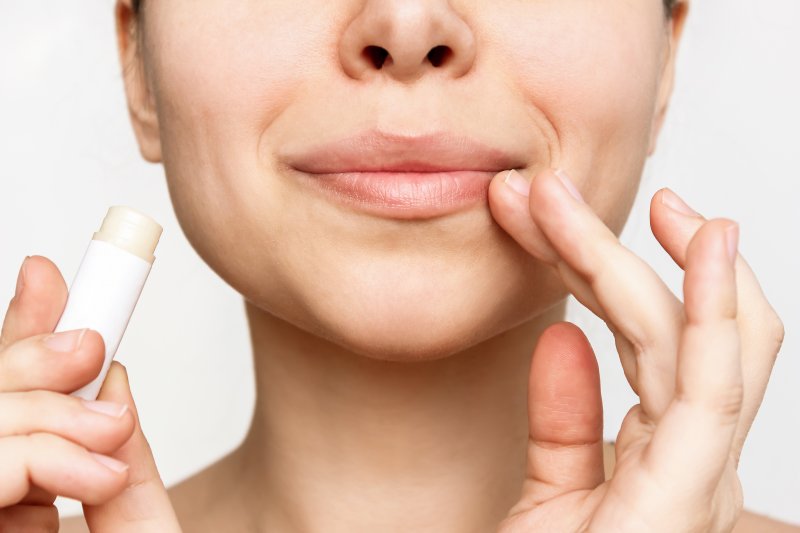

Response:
(51, 206), (162, 401)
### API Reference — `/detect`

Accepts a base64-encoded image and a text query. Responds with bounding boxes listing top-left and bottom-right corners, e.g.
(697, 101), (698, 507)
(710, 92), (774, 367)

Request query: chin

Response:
(314, 303), (496, 362)
(279, 267), (564, 363)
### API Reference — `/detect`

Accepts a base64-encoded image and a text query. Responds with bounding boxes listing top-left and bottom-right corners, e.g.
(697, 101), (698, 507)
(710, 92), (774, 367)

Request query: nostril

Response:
(363, 45), (389, 69)
(427, 45), (451, 67)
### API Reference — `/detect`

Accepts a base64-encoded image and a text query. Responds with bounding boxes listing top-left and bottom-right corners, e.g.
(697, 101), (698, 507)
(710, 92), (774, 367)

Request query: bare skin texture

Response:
(0, 0), (794, 531)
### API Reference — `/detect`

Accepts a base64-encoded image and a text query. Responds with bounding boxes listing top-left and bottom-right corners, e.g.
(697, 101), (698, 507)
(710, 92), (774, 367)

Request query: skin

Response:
(0, 0), (793, 531)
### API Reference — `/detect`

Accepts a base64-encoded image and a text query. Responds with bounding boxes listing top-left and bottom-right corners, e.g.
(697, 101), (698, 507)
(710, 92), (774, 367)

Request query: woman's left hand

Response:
(488, 168), (785, 532)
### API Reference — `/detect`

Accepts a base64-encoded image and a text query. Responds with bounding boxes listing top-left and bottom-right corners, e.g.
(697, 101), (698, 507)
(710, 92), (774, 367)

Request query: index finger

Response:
(501, 168), (684, 419)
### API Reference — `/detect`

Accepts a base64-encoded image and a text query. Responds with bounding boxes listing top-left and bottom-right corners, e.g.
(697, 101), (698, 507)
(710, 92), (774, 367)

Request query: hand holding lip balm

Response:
(54, 207), (181, 530)
(53, 206), (162, 400)
(0, 205), (182, 531)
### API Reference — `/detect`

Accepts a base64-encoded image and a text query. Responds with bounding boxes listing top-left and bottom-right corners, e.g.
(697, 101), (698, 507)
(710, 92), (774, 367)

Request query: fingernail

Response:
(725, 223), (739, 265)
(14, 256), (30, 298)
(660, 188), (699, 216)
(82, 399), (128, 418)
(503, 169), (530, 197)
(90, 452), (129, 473)
(553, 169), (585, 203)
(42, 328), (88, 352)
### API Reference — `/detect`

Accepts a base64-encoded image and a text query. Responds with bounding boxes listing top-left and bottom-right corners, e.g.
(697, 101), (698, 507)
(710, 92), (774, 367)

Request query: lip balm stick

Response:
(51, 206), (162, 401)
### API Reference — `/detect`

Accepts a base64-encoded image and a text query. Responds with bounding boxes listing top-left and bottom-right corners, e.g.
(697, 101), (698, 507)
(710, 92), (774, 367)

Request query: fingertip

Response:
(525, 168), (594, 241)
(650, 188), (713, 274)
(657, 187), (702, 218)
(525, 168), (554, 203)
(652, 188), (700, 238)
(89, 452), (130, 475)
(534, 321), (597, 372)
(650, 188), (670, 227)
(105, 362), (132, 395)
(543, 320), (589, 343)
(684, 218), (739, 323)
(650, 188), (670, 225)
(530, 322), (601, 410)
(96, 361), (141, 429)
(488, 169), (529, 212)
(725, 221), (739, 265)
(20, 256), (69, 298)
(0, 256), (69, 346)
(70, 329), (107, 379)
(81, 328), (106, 353)
(97, 362), (129, 397)
(80, 453), (132, 505)
(108, 360), (128, 377)
(686, 218), (738, 263)
(488, 169), (561, 264)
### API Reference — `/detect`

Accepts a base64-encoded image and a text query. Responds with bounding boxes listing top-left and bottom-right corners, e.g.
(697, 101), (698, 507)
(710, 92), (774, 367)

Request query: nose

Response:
(339, 0), (477, 83)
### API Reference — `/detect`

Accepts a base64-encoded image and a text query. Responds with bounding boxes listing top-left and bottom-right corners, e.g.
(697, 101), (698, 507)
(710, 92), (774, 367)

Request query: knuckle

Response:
(26, 431), (52, 448)
(733, 481), (744, 516)
(583, 247), (610, 286)
(719, 476), (745, 530)
(0, 338), (51, 387)
(707, 384), (745, 421)
(25, 389), (57, 409)
(677, 383), (744, 424)
(26, 431), (63, 455)
(752, 297), (786, 353)
(753, 306), (787, 363)
(0, 347), (22, 388)
(23, 390), (81, 421)
(771, 313), (786, 353)
(27, 389), (84, 418)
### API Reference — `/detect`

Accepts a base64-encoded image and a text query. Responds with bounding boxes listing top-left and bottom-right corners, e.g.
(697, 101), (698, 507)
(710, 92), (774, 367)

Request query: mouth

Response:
(280, 128), (525, 220)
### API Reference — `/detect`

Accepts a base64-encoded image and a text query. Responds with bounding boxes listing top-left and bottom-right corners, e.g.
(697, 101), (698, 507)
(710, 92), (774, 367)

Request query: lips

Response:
(281, 129), (524, 219)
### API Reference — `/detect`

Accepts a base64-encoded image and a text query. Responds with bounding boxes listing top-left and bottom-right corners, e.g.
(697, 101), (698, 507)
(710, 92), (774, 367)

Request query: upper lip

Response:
(283, 129), (523, 174)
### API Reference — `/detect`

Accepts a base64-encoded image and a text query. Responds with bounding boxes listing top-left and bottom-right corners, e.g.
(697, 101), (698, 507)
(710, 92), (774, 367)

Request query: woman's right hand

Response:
(0, 255), (136, 530)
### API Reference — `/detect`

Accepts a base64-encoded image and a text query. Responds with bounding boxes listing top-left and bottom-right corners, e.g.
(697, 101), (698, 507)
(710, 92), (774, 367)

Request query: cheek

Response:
(488, 3), (666, 231)
(141, 1), (330, 278)
(147, 1), (311, 132)
(143, 0), (328, 189)
(497, 4), (664, 139)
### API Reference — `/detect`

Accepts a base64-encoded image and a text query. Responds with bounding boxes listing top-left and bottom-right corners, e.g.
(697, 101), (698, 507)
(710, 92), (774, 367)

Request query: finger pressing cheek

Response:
(488, 169), (560, 264)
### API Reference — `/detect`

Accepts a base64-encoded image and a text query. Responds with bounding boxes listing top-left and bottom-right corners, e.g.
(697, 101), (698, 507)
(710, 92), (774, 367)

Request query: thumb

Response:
(82, 362), (182, 532)
(513, 322), (605, 512)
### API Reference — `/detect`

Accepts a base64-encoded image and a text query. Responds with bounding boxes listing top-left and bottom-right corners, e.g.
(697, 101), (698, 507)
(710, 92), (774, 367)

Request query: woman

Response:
(0, 0), (795, 531)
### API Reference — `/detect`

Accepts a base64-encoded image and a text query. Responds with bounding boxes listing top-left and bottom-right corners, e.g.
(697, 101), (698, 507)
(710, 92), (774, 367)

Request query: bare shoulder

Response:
(603, 441), (800, 533)
(59, 514), (89, 533)
(733, 511), (800, 533)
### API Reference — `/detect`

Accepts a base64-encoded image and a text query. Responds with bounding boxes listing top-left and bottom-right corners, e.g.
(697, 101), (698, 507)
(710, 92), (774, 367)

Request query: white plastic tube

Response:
(52, 206), (162, 401)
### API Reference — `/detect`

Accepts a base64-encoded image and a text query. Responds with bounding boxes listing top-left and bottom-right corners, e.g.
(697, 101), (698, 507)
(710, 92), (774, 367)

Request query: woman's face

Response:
(120, 0), (685, 361)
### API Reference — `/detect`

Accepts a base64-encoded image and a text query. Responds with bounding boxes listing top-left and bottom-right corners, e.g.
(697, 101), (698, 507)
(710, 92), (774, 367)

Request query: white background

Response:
(1, 0), (798, 525)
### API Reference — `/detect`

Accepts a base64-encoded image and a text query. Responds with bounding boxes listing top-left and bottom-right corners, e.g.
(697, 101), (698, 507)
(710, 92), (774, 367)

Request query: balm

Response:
(52, 206), (162, 401)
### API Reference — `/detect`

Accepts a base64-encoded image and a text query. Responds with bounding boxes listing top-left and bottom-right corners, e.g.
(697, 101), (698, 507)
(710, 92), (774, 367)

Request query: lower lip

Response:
(293, 170), (499, 219)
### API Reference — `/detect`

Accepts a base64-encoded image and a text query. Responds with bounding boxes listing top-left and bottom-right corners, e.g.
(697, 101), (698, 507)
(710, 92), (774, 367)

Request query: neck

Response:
(232, 299), (568, 533)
